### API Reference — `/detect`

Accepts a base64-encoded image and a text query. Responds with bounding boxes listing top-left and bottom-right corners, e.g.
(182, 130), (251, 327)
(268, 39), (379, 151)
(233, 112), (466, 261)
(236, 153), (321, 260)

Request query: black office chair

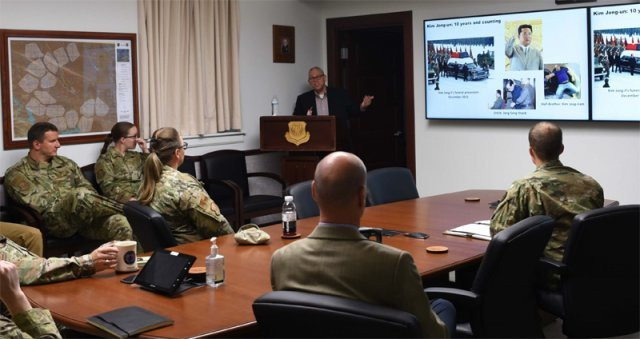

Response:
(80, 163), (101, 194)
(177, 155), (198, 178)
(426, 215), (555, 338)
(536, 204), (640, 338)
(199, 150), (285, 230)
(123, 201), (177, 252)
(253, 290), (423, 338)
(284, 180), (318, 219)
(366, 167), (419, 206)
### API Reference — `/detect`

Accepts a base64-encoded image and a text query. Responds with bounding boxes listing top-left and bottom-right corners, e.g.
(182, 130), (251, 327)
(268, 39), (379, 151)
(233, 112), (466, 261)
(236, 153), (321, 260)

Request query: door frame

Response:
(326, 11), (415, 175)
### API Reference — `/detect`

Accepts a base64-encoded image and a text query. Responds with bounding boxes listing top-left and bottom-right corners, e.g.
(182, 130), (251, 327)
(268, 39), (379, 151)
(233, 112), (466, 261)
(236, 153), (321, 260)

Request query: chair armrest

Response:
(425, 287), (479, 310)
(247, 172), (286, 191)
(538, 257), (566, 276)
(203, 178), (242, 198)
(202, 178), (243, 228)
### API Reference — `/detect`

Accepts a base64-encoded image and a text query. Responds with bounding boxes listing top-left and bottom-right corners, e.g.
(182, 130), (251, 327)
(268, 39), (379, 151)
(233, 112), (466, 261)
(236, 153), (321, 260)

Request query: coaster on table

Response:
(464, 197), (481, 202)
(426, 246), (449, 254)
(281, 233), (301, 239)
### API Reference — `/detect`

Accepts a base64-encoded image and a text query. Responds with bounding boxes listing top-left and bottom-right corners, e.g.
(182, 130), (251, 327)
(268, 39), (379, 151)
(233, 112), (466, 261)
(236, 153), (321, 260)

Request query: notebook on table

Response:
(444, 220), (492, 241)
(87, 306), (173, 338)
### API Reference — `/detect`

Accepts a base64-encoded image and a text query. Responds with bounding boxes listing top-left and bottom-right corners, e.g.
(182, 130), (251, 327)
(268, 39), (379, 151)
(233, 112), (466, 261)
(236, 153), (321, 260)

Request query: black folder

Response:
(87, 306), (173, 338)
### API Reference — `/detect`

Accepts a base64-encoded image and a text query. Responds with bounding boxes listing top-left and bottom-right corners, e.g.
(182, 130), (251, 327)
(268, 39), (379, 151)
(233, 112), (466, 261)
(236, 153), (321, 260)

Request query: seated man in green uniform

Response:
(0, 260), (61, 338)
(490, 121), (604, 264)
(5, 122), (133, 242)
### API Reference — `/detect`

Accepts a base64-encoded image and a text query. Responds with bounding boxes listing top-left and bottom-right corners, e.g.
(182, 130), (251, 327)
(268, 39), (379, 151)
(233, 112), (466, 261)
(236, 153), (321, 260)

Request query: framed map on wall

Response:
(0, 29), (139, 149)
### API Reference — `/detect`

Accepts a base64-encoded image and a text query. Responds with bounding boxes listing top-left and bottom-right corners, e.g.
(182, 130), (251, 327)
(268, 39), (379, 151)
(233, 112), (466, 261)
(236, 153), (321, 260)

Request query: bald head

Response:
(528, 121), (563, 162)
(313, 152), (367, 211)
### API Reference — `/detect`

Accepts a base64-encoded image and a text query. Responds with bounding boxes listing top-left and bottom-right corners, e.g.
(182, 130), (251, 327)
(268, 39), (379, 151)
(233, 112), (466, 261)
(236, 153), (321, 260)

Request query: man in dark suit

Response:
(293, 67), (374, 151)
(271, 151), (455, 337)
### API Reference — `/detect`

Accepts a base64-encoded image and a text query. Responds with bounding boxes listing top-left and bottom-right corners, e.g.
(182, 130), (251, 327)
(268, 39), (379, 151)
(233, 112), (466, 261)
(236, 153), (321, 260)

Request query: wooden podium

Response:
(260, 116), (336, 185)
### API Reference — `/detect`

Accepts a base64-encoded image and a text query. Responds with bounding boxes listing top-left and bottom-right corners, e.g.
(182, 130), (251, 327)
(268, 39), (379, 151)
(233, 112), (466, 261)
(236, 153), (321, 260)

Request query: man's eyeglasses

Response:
(308, 74), (325, 82)
(181, 142), (189, 150)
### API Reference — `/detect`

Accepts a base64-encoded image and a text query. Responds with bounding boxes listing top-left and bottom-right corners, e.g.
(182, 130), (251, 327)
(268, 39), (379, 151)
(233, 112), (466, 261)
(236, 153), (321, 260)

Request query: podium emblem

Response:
(285, 121), (310, 146)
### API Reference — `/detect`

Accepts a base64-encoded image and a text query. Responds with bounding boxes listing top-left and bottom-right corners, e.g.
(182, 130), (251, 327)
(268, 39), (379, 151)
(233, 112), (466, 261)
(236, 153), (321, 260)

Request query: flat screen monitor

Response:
(589, 3), (640, 121)
(424, 8), (589, 121)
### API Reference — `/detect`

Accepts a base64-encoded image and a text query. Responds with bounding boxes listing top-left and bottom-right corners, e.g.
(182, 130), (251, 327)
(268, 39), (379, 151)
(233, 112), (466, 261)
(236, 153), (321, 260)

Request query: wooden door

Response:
(327, 11), (415, 174)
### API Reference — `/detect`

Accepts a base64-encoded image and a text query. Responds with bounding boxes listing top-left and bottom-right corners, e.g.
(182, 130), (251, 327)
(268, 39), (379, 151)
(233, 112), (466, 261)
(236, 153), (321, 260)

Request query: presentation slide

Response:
(424, 8), (589, 120)
(590, 4), (640, 121)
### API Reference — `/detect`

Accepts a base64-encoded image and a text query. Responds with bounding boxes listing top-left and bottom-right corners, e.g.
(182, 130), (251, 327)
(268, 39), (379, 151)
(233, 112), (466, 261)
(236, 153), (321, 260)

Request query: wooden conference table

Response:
(21, 190), (506, 338)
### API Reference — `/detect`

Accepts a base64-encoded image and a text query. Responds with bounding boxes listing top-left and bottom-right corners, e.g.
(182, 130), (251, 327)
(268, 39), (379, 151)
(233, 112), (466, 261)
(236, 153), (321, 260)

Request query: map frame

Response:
(0, 29), (139, 150)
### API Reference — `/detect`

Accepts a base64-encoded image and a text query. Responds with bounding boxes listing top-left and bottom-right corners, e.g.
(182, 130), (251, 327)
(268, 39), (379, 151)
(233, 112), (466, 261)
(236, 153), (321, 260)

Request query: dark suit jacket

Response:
(271, 224), (448, 338)
(293, 87), (360, 151)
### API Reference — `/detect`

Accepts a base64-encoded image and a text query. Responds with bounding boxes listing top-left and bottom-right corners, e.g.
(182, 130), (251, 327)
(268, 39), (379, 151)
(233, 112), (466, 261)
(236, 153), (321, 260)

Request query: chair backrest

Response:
(366, 167), (419, 206)
(200, 150), (249, 199)
(80, 163), (101, 193)
(284, 180), (318, 219)
(560, 204), (640, 337)
(252, 290), (422, 338)
(470, 215), (555, 338)
(178, 155), (198, 178)
(123, 201), (177, 252)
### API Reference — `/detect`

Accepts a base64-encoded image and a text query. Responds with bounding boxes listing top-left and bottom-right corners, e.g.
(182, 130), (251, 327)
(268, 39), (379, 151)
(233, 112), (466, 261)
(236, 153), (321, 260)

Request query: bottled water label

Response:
(282, 211), (296, 221)
(282, 211), (297, 234)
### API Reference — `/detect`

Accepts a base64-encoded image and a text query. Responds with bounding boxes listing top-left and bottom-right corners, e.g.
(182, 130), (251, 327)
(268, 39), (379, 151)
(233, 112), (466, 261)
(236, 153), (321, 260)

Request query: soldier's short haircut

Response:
(27, 122), (58, 149)
(518, 24), (533, 35)
(529, 122), (563, 161)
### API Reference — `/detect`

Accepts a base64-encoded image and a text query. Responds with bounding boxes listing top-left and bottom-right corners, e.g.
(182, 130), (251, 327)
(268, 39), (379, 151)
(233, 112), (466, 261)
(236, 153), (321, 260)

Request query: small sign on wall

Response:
(273, 25), (295, 63)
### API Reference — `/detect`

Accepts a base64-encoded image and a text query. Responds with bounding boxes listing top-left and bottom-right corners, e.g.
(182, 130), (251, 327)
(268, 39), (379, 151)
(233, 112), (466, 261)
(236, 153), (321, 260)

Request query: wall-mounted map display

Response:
(1, 30), (138, 149)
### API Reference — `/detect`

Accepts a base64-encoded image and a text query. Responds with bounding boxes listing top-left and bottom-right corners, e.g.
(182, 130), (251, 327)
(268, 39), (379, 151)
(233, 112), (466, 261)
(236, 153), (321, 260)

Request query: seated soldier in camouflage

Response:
(490, 121), (604, 263)
(95, 122), (149, 203)
(5, 122), (133, 242)
(0, 260), (61, 338)
(138, 127), (234, 244)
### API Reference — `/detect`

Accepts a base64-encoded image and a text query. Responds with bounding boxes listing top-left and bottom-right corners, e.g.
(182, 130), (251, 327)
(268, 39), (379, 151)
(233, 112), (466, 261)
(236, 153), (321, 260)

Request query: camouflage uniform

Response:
(0, 309), (61, 339)
(490, 160), (604, 262)
(0, 222), (43, 257)
(95, 147), (147, 203)
(0, 236), (95, 285)
(148, 166), (234, 244)
(4, 155), (133, 242)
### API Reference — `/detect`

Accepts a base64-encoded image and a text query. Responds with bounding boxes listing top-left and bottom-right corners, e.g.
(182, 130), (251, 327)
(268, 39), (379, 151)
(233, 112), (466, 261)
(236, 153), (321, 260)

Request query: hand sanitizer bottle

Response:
(206, 237), (224, 287)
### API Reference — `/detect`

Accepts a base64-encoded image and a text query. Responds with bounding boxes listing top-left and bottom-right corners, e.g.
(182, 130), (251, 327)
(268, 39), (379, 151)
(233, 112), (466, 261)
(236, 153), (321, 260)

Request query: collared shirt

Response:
(317, 222), (359, 232)
(315, 92), (329, 116)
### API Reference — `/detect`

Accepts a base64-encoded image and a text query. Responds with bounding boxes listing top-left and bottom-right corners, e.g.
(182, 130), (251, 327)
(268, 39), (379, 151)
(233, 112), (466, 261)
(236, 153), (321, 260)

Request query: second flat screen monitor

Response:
(590, 3), (640, 121)
(424, 8), (589, 121)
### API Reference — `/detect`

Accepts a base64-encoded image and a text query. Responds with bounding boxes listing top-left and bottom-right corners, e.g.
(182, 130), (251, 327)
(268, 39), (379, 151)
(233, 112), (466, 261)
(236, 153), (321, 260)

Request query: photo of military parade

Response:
(426, 37), (494, 90)
(593, 28), (640, 88)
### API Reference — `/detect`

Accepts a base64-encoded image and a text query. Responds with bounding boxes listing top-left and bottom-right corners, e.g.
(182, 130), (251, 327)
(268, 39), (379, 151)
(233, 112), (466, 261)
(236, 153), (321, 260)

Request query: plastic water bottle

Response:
(271, 96), (279, 116)
(282, 196), (297, 236)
